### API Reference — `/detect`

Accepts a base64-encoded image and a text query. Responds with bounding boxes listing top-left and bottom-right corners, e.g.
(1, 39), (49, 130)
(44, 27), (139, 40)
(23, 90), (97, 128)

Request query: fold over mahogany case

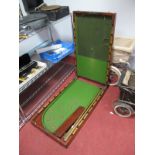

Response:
(32, 11), (116, 147)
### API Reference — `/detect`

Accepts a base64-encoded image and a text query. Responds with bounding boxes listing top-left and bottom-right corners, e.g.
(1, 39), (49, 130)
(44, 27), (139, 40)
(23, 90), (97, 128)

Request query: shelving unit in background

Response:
(19, 14), (75, 129)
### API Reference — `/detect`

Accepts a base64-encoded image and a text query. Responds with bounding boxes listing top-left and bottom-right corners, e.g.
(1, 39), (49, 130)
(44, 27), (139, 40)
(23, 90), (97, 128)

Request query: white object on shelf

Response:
(19, 60), (47, 94)
(53, 47), (66, 54)
(112, 37), (134, 63)
(36, 44), (62, 54)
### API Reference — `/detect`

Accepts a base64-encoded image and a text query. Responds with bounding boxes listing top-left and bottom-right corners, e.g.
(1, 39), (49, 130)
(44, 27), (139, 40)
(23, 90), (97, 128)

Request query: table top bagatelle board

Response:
(32, 11), (116, 147)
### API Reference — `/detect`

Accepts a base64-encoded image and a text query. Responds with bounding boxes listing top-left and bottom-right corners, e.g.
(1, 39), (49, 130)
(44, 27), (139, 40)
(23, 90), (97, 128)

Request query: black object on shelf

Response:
(19, 53), (38, 77)
(42, 6), (70, 21)
(22, 0), (69, 21)
(22, 0), (43, 12)
(19, 53), (31, 69)
(19, 61), (38, 77)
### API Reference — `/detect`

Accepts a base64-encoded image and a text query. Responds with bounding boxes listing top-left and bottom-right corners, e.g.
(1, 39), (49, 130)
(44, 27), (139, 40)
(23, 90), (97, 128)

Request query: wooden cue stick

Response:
(63, 90), (103, 141)
(54, 106), (85, 138)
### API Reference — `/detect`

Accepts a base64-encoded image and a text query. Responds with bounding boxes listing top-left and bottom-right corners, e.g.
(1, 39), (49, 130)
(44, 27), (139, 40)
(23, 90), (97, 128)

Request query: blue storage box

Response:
(39, 40), (74, 63)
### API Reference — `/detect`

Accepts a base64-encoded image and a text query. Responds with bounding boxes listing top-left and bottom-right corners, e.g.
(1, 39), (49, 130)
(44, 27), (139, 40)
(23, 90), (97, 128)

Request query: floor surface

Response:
(20, 72), (135, 155)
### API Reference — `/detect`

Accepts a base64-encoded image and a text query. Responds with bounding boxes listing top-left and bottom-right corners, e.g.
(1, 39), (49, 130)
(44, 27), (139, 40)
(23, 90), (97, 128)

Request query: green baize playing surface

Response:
(42, 79), (101, 133)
